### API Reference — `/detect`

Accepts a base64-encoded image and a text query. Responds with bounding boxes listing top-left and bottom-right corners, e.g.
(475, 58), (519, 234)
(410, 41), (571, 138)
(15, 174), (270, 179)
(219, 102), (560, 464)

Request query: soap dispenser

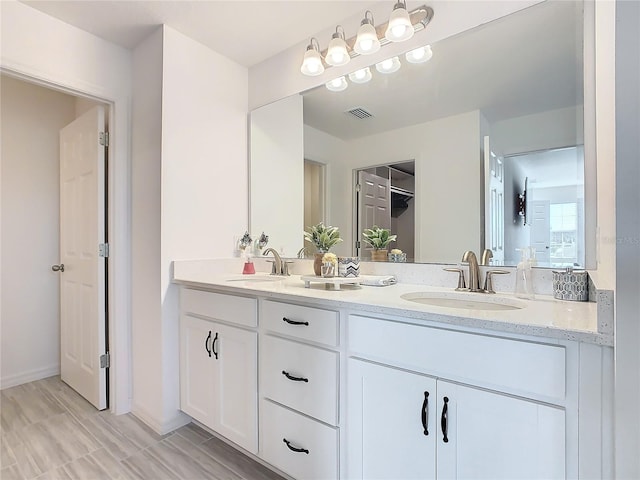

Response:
(514, 248), (535, 300)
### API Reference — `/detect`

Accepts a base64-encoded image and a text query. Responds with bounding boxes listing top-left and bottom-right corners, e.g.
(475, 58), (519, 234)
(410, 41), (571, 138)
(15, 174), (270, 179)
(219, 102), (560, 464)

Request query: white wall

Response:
(250, 94), (303, 257)
(131, 27), (165, 428)
(0, 76), (76, 388)
(131, 25), (249, 433)
(0, 0), (132, 413)
(614, 1), (640, 477)
(306, 111), (483, 263)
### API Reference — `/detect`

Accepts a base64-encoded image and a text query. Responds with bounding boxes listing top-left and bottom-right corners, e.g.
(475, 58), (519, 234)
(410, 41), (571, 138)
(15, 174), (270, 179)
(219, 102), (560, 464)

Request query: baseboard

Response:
(1, 365), (60, 390)
(131, 402), (191, 435)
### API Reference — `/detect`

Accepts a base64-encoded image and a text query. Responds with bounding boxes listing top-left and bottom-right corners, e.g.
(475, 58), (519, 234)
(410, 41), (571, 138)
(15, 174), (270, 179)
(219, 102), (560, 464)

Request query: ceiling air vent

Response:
(345, 107), (373, 119)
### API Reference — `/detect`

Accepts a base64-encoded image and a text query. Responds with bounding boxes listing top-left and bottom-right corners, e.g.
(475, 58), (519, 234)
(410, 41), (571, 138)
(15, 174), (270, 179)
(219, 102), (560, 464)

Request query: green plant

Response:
(304, 222), (343, 252)
(362, 226), (397, 250)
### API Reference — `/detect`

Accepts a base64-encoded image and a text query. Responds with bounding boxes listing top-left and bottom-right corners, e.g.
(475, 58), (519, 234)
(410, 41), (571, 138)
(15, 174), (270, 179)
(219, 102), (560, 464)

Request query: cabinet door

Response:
(180, 314), (216, 428)
(347, 359), (437, 480)
(214, 322), (258, 454)
(436, 381), (565, 480)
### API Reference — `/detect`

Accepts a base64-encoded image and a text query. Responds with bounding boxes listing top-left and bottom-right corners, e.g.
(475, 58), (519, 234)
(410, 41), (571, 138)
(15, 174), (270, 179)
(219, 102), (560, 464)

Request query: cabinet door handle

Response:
(421, 391), (429, 436)
(282, 316), (309, 326)
(282, 370), (309, 383)
(204, 331), (212, 358)
(283, 438), (309, 454)
(441, 396), (449, 443)
(212, 332), (219, 359)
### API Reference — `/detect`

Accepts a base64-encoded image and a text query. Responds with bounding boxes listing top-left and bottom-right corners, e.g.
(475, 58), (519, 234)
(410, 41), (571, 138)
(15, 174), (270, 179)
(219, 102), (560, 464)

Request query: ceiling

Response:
(20, 0), (378, 67)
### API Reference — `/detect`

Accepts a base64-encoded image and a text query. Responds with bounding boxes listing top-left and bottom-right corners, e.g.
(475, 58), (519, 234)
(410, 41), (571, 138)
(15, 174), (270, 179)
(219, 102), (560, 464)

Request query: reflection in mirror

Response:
(250, 0), (587, 266)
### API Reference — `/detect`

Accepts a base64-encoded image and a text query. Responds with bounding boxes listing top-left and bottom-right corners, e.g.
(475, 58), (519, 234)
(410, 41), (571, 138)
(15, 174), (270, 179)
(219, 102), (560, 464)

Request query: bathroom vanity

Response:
(174, 262), (612, 480)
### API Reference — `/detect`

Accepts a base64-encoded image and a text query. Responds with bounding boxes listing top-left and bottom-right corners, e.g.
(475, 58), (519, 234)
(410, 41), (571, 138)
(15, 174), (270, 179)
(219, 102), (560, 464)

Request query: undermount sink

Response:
(225, 275), (284, 283)
(401, 291), (526, 311)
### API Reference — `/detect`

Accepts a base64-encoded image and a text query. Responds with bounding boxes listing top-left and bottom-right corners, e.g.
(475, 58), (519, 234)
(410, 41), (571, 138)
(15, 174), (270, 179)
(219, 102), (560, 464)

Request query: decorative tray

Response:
(300, 275), (362, 290)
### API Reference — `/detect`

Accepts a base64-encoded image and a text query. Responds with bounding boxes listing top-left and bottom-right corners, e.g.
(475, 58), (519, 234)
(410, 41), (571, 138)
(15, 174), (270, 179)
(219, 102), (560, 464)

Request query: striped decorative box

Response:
(338, 257), (360, 278)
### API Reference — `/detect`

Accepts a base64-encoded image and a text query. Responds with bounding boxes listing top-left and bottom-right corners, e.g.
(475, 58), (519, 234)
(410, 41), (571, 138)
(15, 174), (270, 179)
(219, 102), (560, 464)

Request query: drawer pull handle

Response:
(421, 391), (429, 436)
(204, 331), (212, 358)
(212, 332), (219, 360)
(441, 396), (449, 443)
(282, 370), (309, 383)
(282, 317), (309, 326)
(283, 438), (309, 454)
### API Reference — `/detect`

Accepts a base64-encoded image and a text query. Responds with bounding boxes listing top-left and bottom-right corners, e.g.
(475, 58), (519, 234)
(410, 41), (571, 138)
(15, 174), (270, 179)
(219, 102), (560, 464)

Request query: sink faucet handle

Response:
(483, 269), (510, 294)
(443, 267), (467, 291)
(282, 260), (294, 276)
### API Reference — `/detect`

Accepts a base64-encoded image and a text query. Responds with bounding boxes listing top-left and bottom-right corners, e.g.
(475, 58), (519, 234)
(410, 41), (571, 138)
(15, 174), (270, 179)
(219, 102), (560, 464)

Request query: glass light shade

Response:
(348, 67), (372, 84)
(326, 36), (350, 67)
(385, 3), (414, 42)
(375, 56), (401, 74)
(301, 48), (324, 76)
(326, 76), (348, 92)
(405, 45), (433, 64)
(354, 22), (381, 55)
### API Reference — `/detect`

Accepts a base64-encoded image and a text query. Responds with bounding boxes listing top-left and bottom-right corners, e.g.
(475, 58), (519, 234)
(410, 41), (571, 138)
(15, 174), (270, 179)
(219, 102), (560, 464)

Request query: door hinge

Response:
(100, 353), (110, 368)
(355, 183), (361, 192)
(355, 241), (361, 249)
(99, 131), (109, 147)
(99, 243), (110, 258)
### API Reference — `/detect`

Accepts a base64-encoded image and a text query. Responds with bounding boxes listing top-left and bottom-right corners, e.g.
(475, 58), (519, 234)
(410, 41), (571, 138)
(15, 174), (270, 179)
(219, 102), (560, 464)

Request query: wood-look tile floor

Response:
(0, 376), (284, 480)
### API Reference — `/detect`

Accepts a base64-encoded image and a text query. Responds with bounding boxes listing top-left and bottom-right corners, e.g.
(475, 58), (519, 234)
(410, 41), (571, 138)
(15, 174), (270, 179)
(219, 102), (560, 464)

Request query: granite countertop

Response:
(173, 263), (611, 347)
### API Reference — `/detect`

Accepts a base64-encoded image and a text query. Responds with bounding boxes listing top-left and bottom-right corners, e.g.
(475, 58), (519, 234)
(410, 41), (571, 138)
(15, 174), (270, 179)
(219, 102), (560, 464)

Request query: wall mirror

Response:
(250, 0), (589, 267)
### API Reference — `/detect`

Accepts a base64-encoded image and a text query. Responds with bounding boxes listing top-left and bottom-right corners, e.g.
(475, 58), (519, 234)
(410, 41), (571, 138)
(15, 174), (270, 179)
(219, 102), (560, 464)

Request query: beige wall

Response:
(0, 75), (76, 388)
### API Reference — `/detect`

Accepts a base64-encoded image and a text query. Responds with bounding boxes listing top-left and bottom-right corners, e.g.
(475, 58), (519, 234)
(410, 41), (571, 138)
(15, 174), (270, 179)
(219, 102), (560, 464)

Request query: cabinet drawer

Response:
(262, 300), (338, 346)
(261, 335), (338, 425)
(181, 288), (257, 328)
(261, 399), (338, 480)
(348, 315), (566, 402)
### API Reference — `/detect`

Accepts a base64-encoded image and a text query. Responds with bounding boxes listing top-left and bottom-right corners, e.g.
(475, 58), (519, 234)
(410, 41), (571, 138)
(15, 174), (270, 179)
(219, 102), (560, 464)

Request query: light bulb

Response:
(348, 67), (372, 84)
(326, 26), (350, 67)
(385, 1), (414, 43)
(375, 56), (401, 74)
(326, 76), (348, 92)
(354, 12), (381, 55)
(300, 38), (324, 76)
(405, 45), (433, 64)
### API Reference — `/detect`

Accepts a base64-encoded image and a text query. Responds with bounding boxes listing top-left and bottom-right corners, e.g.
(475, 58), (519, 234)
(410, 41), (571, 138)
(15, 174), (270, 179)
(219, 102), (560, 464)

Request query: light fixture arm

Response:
(307, 37), (321, 52)
(361, 10), (375, 27)
(392, 0), (408, 11)
(333, 25), (346, 40)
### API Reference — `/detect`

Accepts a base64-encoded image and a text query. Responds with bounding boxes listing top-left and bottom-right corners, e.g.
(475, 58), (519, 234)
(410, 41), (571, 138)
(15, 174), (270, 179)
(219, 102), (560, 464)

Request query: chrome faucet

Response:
(263, 248), (283, 275)
(461, 250), (482, 292)
(297, 247), (308, 259)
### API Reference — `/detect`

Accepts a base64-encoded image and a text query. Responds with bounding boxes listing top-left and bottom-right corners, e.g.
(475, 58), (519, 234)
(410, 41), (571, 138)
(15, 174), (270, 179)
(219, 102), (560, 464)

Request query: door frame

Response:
(1, 66), (132, 415)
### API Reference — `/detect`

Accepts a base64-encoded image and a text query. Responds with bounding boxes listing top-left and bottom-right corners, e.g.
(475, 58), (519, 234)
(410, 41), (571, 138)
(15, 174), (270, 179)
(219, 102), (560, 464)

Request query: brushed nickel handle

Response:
(51, 264), (65, 272)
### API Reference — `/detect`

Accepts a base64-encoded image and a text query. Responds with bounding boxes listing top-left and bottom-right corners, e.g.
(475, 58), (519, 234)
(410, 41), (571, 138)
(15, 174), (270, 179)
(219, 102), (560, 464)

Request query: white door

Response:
(529, 200), (551, 264)
(214, 322), (258, 454)
(357, 170), (390, 256)
(483, 136), (505, 264)
(179, 314), (217, 428)
(58, 106), (107, 410)
(347, 359), (437, 480)
(436, 381), (565, 480)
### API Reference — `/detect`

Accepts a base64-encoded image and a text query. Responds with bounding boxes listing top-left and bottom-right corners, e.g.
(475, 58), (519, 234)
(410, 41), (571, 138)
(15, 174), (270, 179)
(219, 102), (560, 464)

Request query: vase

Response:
(371, 250), (388, 262)
(313, 252), (326, 276)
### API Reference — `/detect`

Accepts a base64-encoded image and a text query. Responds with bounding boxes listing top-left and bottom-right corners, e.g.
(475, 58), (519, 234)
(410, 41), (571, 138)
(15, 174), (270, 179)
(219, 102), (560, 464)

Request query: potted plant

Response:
(304, 222), (343, 275)
(362, 226), (397, 261)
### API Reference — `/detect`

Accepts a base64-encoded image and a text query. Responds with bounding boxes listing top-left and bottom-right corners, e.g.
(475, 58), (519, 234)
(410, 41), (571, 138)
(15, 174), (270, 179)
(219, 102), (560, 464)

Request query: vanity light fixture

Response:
(405, 45), (433, 64)
(385, 0), (414, 42)
(300, 37), (324, 76)
(348, 67), (373, 84)
(354, 11), (381, 55)
(326, 26), (350, 67)
(375, 56), (401, 74)
(300, 4), (434, 77)
(326, 76), (349, 92)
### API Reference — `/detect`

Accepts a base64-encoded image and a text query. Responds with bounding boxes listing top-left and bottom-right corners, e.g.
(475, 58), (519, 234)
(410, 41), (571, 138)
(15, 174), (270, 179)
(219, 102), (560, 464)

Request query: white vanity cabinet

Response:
(179, 288), (258, 454)
(347, 314), (567, 480)
(259, 299), (341, 480)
